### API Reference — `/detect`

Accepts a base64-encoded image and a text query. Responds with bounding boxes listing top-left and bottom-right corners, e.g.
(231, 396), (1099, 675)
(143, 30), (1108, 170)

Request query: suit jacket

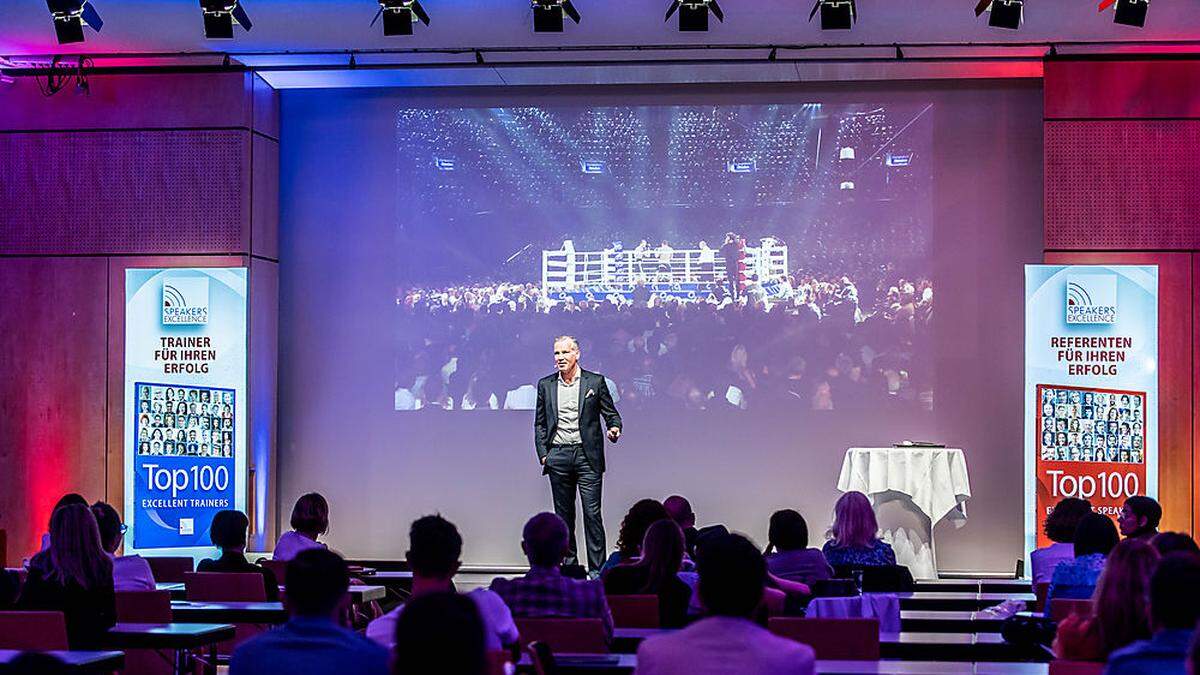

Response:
(535, 369), (622, 474)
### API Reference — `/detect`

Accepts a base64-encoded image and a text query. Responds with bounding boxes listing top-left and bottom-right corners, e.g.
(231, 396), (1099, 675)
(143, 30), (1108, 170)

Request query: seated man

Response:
(230, 549), (388, 675)
(1106, 552), (1200, 675)
(1118, 496), (1163, 542)
(367, 515), (518, 651)
(636, 533), (816, 675)
(489, 512), (612, 640)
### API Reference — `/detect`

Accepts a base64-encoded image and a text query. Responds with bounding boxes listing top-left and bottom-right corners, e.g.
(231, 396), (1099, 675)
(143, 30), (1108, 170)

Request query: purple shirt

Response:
(272, 531), (326, 562)
(1030, 542), (1074, 586)
(109, 553), (156, 592)
(636, 615), (815, 675)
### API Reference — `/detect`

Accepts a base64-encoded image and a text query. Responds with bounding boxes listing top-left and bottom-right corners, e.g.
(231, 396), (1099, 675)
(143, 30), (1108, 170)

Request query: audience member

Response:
(1046, 513), (1119, 605)
(367, 515), (517, 650)
(18, 504), (115, 649)
(635, 533), (815, 675)
(197, 510), (280, 601)
(1152, 532), (1200, 557)
(604, 519), (692, 628)
(1119, 496), (1163, 542)
(392, 592), (488, 675)
(89, 502), (155, 591)
(1053, 538), (1159, 661)
(273, 492), (330, 562)
(38, 493), (88, 552)
(490, 513), (613, 639)
(764, 509), (833, 585)
(1107, 553), (1200, 675)
(1031, 497), (1093, 586)
(663, 495), (699, 558)
(602, 499), (670, 574)
(230, 549), (388, 675)
(821, 492), (896, 568)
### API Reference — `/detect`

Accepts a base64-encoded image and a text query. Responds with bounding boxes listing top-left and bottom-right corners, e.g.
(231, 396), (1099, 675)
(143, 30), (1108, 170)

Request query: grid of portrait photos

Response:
(1037, 385), (1146, 464)
(135, 382), (234, 457)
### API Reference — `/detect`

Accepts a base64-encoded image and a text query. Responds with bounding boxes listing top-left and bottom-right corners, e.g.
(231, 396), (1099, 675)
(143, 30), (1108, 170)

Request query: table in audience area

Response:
(913, 579), (1032, 594)
(515, 654), (1046, 674)
(105, 622), (234, 675)
(897, 592), (1034, 612)
(901, 610), (1007, 633)
(157, 582), (385, 604)
(170, 600), (289, 624)
(0, 649), (124, 673)
(807, 593), (902, 632)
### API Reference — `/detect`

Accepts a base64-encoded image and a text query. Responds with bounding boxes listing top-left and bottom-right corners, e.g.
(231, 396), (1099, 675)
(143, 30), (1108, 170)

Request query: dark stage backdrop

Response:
(279, 81), (1042, 572)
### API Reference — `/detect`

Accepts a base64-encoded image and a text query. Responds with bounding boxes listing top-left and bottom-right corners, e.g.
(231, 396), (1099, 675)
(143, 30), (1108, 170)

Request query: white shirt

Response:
(108, 553), (157, 592)
(553, 371), (582, 445)
(635, 616), (815, 675)
(272, 531), (326, 562)
(366, 588), (519, 651)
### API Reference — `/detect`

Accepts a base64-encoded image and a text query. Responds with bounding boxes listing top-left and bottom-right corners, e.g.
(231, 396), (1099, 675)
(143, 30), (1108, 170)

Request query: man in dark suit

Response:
(535, 335), (623, 575)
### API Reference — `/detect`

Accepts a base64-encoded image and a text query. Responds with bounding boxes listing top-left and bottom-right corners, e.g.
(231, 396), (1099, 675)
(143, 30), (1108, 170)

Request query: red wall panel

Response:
(1045, 59), (1200, 119)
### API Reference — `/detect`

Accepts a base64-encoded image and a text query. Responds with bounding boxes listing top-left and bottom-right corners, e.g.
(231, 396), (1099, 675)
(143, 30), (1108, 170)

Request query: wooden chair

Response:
(1049, 598), (1093, 623)
(514, 618), (609, 654)
(183, 572), (268, 602)
(145, 556), (194, 583)
(0, 611), (68, 650)
(1049, 660), (1106, 675)
(768, 617), (881, 660)
(116, 590), (173, 622)
(1034, 582), (1050, 613)
(258, 559), (288, 586)
(606, 594), (659, 628)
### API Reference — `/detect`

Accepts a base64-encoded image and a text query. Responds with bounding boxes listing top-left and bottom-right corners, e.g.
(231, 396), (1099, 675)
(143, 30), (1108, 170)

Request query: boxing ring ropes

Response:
(541, 243), (790, 302)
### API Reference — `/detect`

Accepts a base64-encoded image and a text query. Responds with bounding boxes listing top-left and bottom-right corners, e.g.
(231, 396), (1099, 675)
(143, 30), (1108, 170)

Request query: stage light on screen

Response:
(46, 0), (103, 45)
(1101, 0), (1148, 27)
(808, 0), (856, 30)
(665, 0), (724, 32)
(974, 0), (1022, 29)
(199, 0), (252, 39)
(532, 0), (581, 32)
(372, 0), (430, 36)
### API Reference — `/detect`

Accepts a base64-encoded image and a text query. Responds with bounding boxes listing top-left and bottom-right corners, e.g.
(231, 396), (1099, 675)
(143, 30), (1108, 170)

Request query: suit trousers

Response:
(546, 443), (605, 573)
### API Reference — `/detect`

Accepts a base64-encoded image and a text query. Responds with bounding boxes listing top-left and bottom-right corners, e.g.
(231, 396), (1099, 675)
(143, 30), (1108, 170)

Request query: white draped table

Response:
(836, 447), (972, 579)
(806, 593), (902, 633)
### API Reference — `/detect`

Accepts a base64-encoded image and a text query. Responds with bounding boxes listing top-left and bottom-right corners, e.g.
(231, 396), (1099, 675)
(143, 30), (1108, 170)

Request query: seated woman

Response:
(1031, 497), (1092, 587)
(90, 502), (156, 591)
(1053, 538), (1158, 662)
(821, 491), (896, 569)
(603, 519), (692, 628)
(764, 509), (833, 585)
(38, 493), (88, 552)
(273, 493), (330, 562)
(600, 499), (669, 575)
(1046, 513), (1118, 607)
(198, 510), (280, 601)
(18, 504), (115, 649)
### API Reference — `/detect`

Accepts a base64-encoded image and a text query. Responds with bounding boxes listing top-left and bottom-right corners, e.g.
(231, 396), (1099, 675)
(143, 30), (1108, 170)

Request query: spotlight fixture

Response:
(46, 1), (103, 45)
(974, 0), (1022, 29)
(371, 0), (430, 36)
(665, 0), (724, 32)
(200, 0), (252, 39)
(808, 0), (855, 30)
(1099, 0), (1148, 27)
(532, 0), (581, 32)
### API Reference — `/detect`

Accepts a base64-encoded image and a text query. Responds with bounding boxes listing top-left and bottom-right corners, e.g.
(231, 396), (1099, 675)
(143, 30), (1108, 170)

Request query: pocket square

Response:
(586, 388), (595, 398)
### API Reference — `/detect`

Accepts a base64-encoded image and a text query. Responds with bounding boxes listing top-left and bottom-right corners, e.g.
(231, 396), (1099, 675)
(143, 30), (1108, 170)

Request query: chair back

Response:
(116, 590), (173, 622)
(145, 556), (194, 583)
(1049, 598), (1093, 623)
(514, 618), (609, 654)
(0, 611), (68, 650)
(606, 594), (659, 628)
(831, 564), (914, 592)
(527, 642), (557, 675)
(487, 649), (513, 675)
(259, 559), (288, 585)
(1049, 660), (1106, 675)
(1034, 582), (1050, 613)
(184, 572), (268, 601)
(768, 617), (881, 660)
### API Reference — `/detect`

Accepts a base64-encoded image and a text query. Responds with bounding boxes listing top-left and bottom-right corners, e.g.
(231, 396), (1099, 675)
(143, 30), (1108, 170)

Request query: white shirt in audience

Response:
(1030, 541), (1074, 586)
(272, 531), (326, 562)
(635, 615), (815, 675)
(366, 588), (519, 651)
(108, 552), (156, 591)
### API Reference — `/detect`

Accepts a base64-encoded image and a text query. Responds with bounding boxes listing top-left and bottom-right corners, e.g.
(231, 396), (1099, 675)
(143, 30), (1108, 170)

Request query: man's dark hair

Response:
(1073, 513), (1119, 557)
(89, 501), (124, 552)
(697, 533), (765, 618)
(1124, 496), (1163, 532)
(768, 509), (809, 552)
(285, 548), (349, 617)
(210, 510), (249, 550)
(393, 592), (486, 675)
(1043, 498), (1093, 543)
(408, 515), (463, 578)
(522, 512), (569, 568)
(1152, 532), (1200, 557)
(1149, 553), (1200, 630)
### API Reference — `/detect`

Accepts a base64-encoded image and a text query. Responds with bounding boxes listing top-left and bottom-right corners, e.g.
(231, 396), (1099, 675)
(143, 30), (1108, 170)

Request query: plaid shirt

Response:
(490, 567), (613, 639)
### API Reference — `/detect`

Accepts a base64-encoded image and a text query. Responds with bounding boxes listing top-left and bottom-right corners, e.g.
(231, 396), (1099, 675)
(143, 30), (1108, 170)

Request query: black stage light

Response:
(200, 0), (252, 39)
(46, 0), (103, 44)
(974, 0), (1022, 29)
(665, 0), (724, 32)
(808, 0), (855, 30)
(1112, 0), (1148, 27)
(532, 0), (581, 32)
(371, 0), (430, 36)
